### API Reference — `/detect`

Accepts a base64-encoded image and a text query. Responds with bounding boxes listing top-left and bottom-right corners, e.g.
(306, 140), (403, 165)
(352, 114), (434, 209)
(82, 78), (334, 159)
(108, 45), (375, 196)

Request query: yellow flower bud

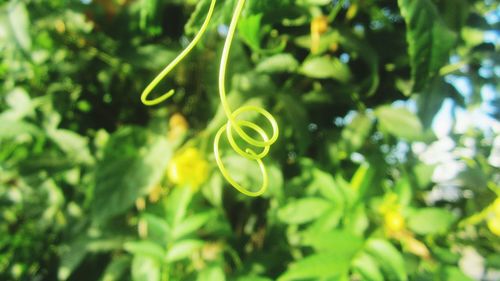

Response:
(311, 16), (329, 35)
(168, 113), (189, 141)
(311, 16), (329, 54)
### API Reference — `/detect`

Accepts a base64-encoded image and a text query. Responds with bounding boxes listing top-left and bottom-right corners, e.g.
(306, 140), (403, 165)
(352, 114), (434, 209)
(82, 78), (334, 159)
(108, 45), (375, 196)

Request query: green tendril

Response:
(140, 0), (217, 106)
(141, 0), (279, 197)
(213, 0), (279, 197)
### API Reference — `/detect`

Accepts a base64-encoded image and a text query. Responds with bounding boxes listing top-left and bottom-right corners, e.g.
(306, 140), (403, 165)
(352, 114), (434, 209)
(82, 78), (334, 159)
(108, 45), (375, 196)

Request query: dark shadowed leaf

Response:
(398, 0), (457, 91)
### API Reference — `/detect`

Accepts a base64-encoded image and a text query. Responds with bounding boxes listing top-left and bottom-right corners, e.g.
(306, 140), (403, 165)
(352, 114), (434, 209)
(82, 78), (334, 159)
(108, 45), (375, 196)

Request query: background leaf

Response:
(407, 208), (455, 235)
(398, 0), (457, 91)
(92, 127), (172, 221)
(375, 106), (423, 141)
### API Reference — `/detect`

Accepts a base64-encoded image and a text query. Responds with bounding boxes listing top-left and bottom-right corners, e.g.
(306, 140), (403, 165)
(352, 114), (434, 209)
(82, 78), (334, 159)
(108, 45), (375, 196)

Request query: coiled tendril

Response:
(141, 0), (279, 197)
(214, 0), (279, 197)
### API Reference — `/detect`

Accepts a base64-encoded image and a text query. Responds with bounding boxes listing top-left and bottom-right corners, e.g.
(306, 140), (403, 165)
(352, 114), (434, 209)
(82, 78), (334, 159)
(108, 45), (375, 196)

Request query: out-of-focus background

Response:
(1, 0), (499, 280)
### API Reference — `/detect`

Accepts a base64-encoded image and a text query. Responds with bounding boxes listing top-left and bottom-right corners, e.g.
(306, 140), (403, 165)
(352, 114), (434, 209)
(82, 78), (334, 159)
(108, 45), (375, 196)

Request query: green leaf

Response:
(309, 167), (344, 203)
(294, 31), (340, 54)
(141, 214), (171, 243)
(278, 252), (352, 281)
(336, 28), (380, 97)
(297, 0), (332, 6)
(398, 0), (457, 91)
(277, 197), (331, 224)
(166, 186), (193, 227)
(4, 87), (33, 119)
(341, 113), (373, 153)
(124, 241), (166, 261)
(412, 163), (435, 189)
(197, 265), (226, 281)
(416, 79), (455, 128)
(407, 208), (455, 235)
(201, 172), (223, 207)
(100, 256), (130, 281)
(433, 247), (460, 265)
(0, 117), (40, 139)
(173, 211), (215, 240)
(166, 239), (204, 262)
(6, 2), (31, 51)
(256, 53), (299, 74)
(278, 94), (310, 155)
(352, 253), (385, 281)
(237, 276), (273, 281)
(263, 162), (285, 198)
(307, 207), (343, 233)
(365, 239), (407, 281)
(302, 229), (363, 254)
(92, 127), (172, 221)
(299, 56), (352, 83)
(394, 177), (412, 207)
(486, 253), (500, 269)
(438, 0), (469, 31)
(375, 105), (423, 141)
(343, 204), (369, 236)
(440, 266), (474, 281)
(350, 163), (375, 199)
(245, 0), (296, 24)
(58, 237), (89, 281)
(239, 13), (263, 51)
(48, 129), (93, 164)
(131, 255), (160, 281)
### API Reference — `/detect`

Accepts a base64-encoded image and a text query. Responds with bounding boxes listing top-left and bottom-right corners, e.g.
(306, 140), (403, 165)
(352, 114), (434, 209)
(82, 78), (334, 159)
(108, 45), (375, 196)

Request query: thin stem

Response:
(327, 0), (346, 22)
(141, 0), (217, 106)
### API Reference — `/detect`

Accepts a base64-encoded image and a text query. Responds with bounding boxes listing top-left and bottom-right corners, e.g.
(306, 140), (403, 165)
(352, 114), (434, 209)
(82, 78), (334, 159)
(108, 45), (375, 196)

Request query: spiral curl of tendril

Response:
(140, 0), (279, 197)
(140, 0), (217, 106)
(214, 0), (279, 197)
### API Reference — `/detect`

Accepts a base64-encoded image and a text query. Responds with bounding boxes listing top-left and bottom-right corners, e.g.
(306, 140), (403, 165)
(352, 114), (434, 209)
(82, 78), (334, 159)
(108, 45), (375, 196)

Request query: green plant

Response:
(0, 0), (498, 281)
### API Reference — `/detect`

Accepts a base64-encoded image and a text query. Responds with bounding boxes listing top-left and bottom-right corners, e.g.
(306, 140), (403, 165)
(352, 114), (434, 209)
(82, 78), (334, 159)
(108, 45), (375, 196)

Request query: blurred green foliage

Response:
(0, 0), (499, 280)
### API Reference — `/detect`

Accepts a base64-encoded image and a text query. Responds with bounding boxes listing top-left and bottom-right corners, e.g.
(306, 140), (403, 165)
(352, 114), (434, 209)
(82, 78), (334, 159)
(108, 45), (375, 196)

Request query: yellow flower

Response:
(167, 147), (208, 190)
(384, 210), (405, 234)
(493, 198), (500, 216)
(487, 198), (500, 236)
(487, 216), (500, 236)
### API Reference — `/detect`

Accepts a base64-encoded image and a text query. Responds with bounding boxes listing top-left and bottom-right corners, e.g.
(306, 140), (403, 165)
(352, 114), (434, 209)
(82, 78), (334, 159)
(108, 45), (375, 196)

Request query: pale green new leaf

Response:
(365, 239), (407, 281)
(256, 53), (299, 73)
(131, 255), (160, 281)
(278, 252), (352, 281)
(197, 265), (226, 281)
(352, 253), (384, 281)
(278, 197), (331, 224)
(299, 56), (351, 83)
(124, 240), (166, 261)
(407, 208), (455, 235)
(100, 256), (130, 281)
(166, 239), (204, 262)
(375, 106), (423, 141)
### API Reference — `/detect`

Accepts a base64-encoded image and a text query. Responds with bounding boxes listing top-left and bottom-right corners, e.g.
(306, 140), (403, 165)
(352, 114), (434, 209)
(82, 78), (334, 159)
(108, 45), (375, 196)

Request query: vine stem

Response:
(214, 0), (279, 197)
